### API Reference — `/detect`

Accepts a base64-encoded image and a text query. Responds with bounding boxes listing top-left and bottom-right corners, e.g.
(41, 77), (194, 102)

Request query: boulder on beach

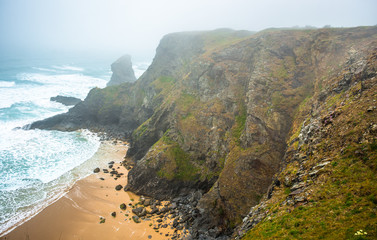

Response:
(132, 207), (146, 217)
(132, 215), (140, 223)
(120, 203), (127, 210)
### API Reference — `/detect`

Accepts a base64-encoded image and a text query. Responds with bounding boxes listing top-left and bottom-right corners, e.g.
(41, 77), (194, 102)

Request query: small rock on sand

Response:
(93, 168), (100, 173)
(132, 215), (140, 223)
(115, 184), (123, 191)
(120, 203), (127, 210)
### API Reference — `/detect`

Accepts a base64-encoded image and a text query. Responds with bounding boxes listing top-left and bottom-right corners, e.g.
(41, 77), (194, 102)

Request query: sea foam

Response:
(0, 81), (15, 88)
(0, 72), (106, 109)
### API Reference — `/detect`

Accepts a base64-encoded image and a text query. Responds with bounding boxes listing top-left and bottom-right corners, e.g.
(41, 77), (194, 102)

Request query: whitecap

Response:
(0, 72), (106, 109)
(0, 81), (15, 88)
(52, 65), (84, 71)
(17, 72), (106, 88)
(32, 67), (58, 73)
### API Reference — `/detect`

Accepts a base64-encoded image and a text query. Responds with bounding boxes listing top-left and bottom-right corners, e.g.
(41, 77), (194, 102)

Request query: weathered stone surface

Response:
(132, 215), (140, 223)
(107, 54), (136, 86)
(132, 207), (146, 217)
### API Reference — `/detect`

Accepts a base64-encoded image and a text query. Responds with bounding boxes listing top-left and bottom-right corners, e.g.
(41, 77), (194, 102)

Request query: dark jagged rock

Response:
(132, 215), (140, 223)
(107, 54), (136, 86)
(115, 184), (123, 191)
(50, 95), (82, 106)
(132, 207), (146, 217)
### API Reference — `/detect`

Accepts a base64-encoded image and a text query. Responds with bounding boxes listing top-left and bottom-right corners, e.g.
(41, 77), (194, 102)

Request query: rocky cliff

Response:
(29, 27), (377, 239)
(107, 54), (136, 86)
(237, 31), (377, 240)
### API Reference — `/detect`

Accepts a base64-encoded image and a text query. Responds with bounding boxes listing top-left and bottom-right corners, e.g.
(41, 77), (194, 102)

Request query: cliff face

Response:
(107, 54), (136, 86)
(29, 27), (377, 238)
(238, 35), (377, 240)
(126, 27), (377, 230)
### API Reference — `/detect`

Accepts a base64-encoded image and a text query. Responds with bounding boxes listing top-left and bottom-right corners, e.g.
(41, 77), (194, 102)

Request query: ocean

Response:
(0, 53), (148, 235)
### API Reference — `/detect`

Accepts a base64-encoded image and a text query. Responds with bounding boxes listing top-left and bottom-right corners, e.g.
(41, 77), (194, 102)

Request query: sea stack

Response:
(107, 54), (136, 86)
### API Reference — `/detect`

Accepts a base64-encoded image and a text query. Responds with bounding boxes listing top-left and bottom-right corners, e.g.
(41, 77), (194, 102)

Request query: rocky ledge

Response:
(50, 95), (82, 106)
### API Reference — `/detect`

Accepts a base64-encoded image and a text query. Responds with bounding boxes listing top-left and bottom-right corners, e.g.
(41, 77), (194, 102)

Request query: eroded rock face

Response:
(236, 45), (377, 239)
(107, 54), (136, 86)
(125, 27), (377, 233)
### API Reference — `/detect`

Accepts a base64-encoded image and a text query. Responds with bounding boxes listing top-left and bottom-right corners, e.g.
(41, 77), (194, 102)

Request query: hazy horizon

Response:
(1, 0), (376, 61)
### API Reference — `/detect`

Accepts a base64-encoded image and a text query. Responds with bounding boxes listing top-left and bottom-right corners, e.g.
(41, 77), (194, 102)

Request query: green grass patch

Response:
(156, 132), (199, 181)
(175, 91), (198, 114)
(232, 101), (247, 142)
(243, 141), (377, 240)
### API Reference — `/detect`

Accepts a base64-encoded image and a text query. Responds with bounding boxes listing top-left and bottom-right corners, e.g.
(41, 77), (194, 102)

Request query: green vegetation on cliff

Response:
(152, 132), (200, 181)
(241, 46), (377, 239)
(243, 143), (377, 239)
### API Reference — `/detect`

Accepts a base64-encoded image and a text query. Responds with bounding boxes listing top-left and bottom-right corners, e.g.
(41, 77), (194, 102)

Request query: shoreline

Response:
(0, 139), (114, 237)
(1, 141), (184, 240)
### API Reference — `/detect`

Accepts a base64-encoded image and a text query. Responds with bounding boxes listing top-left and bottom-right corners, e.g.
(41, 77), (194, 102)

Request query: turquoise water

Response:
(0, 53), (148, 234)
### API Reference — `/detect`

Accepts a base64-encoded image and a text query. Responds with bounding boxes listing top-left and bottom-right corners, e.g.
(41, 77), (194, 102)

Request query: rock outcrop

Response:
(107, 54), (136, 86)
(237, 42), (377, 240)
(28, 27), (377, 239)
(50, 95), (82, 106)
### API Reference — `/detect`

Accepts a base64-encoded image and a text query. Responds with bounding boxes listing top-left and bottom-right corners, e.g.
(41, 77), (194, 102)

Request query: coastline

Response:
(1, 141), (179, 240)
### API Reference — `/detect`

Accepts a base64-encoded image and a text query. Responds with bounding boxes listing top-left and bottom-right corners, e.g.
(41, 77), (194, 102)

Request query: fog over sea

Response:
(0, 53), (149, 234)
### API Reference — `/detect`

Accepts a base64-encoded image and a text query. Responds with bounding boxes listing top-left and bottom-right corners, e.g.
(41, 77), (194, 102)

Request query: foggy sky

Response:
(0, 0), (376, 60)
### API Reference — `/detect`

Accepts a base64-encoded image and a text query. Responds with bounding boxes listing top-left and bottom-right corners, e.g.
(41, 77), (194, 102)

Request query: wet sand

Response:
(1, 142), (175, 240)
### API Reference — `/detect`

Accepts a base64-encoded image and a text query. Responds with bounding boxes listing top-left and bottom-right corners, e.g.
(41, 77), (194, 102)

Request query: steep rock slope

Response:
(29, 27), (377, 237)
(238, 34), (377, 239)
(126, 27), (377, 232)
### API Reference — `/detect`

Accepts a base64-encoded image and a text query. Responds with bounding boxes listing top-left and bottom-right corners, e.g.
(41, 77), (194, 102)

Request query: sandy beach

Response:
(1, 141), (179, 240)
